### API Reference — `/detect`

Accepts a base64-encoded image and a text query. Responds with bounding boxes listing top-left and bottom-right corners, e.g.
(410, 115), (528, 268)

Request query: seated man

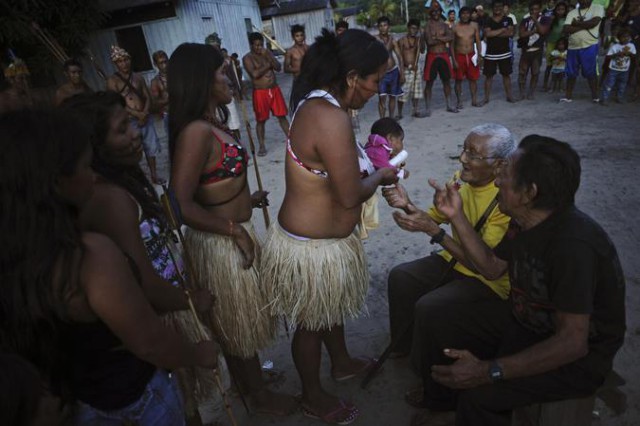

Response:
(384, 123), (516, 409)
(428, 135), (626, 426)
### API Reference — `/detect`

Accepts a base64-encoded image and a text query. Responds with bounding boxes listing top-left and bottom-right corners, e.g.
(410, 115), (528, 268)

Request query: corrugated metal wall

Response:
(271, 9), (331, 48)
(83, 0), (262, 89)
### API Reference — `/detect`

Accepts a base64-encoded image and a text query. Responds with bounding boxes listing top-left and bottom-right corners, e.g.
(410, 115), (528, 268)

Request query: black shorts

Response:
(483, 57), (513, 77)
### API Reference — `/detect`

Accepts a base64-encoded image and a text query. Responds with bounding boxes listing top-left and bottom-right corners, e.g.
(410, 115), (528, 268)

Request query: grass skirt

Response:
(185, 221), (277, 358)
(261, 222), (370, 331)
(162, 310), (229, 411)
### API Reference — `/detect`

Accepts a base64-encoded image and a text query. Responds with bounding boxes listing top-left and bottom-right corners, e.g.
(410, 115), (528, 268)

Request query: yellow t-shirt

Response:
(565, 4), (605, 49)
(427, 176), (511, 299)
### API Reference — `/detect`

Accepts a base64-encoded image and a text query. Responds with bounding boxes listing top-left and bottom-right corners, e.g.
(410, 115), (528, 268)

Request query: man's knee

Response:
(388, 263), (414, 297)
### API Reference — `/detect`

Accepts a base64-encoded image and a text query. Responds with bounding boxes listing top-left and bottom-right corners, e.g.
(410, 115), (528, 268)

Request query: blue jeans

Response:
(602, 69), (629, 101)
(74, 369), (185, 426)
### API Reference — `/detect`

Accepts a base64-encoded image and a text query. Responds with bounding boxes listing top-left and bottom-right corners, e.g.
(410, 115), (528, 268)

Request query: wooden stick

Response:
(229, 63), (271, 228)
(85, 49), (108, 81)
(252, 25), (287, 54)
(160, 185), (248, 422)
(30, 22), (68, 63)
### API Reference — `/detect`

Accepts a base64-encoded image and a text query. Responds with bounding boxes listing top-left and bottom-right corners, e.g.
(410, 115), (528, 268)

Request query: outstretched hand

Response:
(428, 178), (463, 220)
(382, 183), (410, 210)
(392, 203), (440, 234)
(431, 349), (490, 389)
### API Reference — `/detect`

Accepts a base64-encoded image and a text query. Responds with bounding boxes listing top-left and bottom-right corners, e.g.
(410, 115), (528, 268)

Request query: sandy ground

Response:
(150, 54), (640, 425)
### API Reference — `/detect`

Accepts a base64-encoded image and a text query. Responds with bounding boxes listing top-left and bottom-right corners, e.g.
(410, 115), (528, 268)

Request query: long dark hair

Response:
(0, 108), (89, 399)
(167, 43), (227, 161)
(61, 91), (165, 224)
(551, 1), (568, 30)
(291, 28), (388, 112)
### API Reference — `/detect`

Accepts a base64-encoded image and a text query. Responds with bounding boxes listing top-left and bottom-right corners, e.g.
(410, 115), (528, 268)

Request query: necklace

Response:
(203, 111), (236, 139)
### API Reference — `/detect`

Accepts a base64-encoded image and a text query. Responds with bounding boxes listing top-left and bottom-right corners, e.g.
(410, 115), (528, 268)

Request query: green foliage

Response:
(368, 0), (398, 21)
(0, 0), (105, 85)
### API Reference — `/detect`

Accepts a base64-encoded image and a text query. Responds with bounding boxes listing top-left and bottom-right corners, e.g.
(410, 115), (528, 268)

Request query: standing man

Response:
(335, 20), (349, 35)
(426, 135), (625, 426)
(517, 1), (551, 100)
(284, 24), (309, 111)
(453, 7), (483, 108)
(0, 58), (33, 113)
(398, 19), (427, 118)
(243, 32), (289, 157)
(54, 58), (92, 106)
(150, 50), (169, 137)
(106, 45), (163, 184)
(376, 16), (405, 119)
(482, 0), (517, 105)
(423, 2), (458, 114)
(561, 0), (605, 103)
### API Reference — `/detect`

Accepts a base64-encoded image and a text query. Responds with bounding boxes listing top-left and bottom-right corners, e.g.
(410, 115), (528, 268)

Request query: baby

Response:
(364, 117), (409, 180)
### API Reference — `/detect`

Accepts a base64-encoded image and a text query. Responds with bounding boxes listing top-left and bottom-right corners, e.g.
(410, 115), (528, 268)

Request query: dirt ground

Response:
(151, 55), (640, 426)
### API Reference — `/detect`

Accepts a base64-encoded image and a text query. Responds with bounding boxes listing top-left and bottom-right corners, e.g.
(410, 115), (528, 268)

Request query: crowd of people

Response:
(0, 3), (630, 426)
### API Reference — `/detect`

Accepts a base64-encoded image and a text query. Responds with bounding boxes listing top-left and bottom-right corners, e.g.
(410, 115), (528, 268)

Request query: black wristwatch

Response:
(430, 228), (446, 245)
(488, 360), (504, 383)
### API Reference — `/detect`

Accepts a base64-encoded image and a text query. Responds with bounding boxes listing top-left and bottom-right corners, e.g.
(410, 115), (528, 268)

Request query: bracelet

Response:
(430, 228), (446, 245)
(228, 219), (235, 237)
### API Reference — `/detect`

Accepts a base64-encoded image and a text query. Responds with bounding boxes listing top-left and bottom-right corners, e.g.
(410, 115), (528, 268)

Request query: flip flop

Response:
(331, 356), (380, 382)
(302, 400), (360, 425)
(257, 146), (267, 157)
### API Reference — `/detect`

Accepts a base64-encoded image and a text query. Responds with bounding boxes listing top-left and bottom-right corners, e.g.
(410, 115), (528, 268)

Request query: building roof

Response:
(261, 0), (335, 18)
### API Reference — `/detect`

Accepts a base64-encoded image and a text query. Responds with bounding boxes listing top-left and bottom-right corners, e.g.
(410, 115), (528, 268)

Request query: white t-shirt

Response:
(607, 42), (637, 72)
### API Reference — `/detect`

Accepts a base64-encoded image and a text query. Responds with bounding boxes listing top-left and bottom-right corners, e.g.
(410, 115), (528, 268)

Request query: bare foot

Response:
(471, 100), (483, 107)
(257, 146), (267, 157)
(456, 102), (464, 110)
(251, 389), (298, 416)
(482, 98), (490, 106)
(506, 97), (518, 103)
(446, 106), (459, 113)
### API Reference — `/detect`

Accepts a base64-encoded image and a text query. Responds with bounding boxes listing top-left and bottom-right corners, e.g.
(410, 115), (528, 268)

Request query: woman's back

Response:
(280, 97), (363, 238)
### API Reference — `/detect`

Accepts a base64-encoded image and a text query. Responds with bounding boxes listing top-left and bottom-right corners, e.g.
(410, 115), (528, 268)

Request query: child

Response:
(549, 38), (568, 93)
(364, 117), (409, 179)
(601, 28), (636, 105)
(359, 118), (408, 239)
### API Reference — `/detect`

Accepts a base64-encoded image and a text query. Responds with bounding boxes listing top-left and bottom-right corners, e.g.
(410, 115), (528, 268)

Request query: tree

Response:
(368, 0), (398, 21)
(0, 0), (105, 86)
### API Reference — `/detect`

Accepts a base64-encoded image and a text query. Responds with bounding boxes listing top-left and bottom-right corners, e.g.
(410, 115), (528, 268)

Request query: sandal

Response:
(302, 400), (360, 425)
(257, 146), (267, 157)
(331, 356), (380, 382)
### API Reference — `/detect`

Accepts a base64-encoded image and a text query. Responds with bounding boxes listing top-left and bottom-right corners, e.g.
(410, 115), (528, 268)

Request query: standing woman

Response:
(0, 109), (217, 425)
(168, 43), (296, 415)
(61, 91), (218, 422)
(261, 29), (398, 424)
(542, 1), (568, 91)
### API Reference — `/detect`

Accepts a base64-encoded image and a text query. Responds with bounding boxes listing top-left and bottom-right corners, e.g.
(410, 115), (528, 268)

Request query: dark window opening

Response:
(115, 26), (153, 72)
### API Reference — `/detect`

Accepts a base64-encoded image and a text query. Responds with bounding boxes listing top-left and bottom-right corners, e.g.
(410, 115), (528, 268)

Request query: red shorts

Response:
(252, 86), (287, 122)
(423, 52), (453, 82)
(454, 52), (480, 81)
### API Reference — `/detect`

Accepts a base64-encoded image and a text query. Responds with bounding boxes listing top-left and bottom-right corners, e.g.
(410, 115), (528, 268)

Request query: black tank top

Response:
(58, 254), (156, 410)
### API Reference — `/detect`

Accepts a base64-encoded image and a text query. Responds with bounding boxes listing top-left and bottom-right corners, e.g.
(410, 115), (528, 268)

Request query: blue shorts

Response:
(131, 117), (161, 157)
(565, 44), (599, 79)
(378, 67), (404, 97)
(74, 369), (185, 426)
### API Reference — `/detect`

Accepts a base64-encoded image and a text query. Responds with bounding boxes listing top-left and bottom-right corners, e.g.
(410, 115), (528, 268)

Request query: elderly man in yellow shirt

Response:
(383, 123), (516, 412)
